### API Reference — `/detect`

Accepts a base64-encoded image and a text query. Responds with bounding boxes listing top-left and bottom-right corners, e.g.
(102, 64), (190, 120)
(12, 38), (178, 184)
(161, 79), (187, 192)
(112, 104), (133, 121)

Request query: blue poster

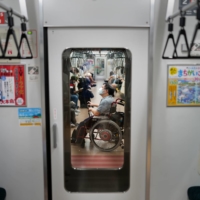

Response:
(18, 108), (41, 126)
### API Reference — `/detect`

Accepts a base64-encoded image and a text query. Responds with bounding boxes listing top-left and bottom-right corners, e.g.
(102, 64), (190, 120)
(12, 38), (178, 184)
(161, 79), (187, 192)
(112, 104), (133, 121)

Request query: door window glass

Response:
(62, 48), (131, 192)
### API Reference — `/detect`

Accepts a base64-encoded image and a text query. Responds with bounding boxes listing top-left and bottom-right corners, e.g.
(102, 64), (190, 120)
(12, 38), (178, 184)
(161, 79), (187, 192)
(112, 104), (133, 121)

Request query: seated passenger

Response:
(85, 73), (96, 87)
(71, 82), (115, 144)
(70, 76), (83, 113)
(79, 85), (94, 108)
(70, 101), (78, 127)
(87, 72), (96, 83)
(78, 66), (84, 77)
(70, 108), (77, 127)
(88, 83), (114, 116)
(108, 73), (123, 93)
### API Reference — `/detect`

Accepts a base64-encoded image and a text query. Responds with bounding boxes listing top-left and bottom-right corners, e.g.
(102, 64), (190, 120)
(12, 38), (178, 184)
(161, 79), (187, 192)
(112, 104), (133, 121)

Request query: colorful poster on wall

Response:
(0, 65), (26, 106)
(18, 108), (41, 126)
(167, 65), (200, 106)
(0, 12), (7, 24)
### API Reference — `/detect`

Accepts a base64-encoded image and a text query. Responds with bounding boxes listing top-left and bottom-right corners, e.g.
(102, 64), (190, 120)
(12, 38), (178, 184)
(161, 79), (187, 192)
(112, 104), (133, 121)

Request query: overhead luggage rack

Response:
(163, 0), (200, 59)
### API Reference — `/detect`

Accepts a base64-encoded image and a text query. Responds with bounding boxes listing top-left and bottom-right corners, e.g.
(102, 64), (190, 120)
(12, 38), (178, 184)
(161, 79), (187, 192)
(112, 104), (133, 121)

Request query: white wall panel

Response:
(151, 0), (200, 200)
(43, 0), (150, 27)
(0, 0), (44, 200)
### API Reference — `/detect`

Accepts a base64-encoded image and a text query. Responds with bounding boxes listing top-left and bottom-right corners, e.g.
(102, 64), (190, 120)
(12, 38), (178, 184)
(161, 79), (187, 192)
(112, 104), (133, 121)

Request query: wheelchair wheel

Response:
(90, 120), (122, 152)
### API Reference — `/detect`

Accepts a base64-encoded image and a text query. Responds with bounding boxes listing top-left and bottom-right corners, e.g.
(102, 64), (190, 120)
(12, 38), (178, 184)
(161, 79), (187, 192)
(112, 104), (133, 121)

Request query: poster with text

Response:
(18, 108), (41, 126)
(0, 65), (26, 106)
(167, 65), (200, 106)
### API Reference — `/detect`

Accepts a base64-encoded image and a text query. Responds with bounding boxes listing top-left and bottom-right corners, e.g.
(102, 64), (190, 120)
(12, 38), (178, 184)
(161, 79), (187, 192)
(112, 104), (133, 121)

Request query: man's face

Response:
(102, 85), (108, 95)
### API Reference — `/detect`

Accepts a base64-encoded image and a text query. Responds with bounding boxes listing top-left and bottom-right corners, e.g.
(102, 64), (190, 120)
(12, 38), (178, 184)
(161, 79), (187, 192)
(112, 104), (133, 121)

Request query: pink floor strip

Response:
(71, 155), (124, 169)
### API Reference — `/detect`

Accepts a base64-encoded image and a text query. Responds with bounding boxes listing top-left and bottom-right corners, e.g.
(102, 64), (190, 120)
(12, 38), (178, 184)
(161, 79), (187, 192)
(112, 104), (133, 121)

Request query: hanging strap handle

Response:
(3, 10), (21, 59)
(173, 11), (190, 59)
(189, 2), (200, 58)
(18, 19), (33, 59)
(0, 39), (4, 57)
(162, 21), (178, 59)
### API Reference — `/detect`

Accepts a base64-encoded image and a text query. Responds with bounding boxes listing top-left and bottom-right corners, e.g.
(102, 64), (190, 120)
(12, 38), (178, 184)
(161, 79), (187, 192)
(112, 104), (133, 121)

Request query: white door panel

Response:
(48, 28), (149, 200)
(43, 0), (150, 27)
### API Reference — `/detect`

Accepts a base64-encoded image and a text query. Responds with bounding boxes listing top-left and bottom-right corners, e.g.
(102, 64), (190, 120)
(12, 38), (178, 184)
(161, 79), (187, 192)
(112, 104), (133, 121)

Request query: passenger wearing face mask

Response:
(71, 82), (115, 145)
(88, 83), (114, 116)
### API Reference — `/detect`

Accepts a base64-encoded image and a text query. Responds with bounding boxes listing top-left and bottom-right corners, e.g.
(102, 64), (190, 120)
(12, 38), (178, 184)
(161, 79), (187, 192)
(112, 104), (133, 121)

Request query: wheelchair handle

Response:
(115, 98), (125, 106)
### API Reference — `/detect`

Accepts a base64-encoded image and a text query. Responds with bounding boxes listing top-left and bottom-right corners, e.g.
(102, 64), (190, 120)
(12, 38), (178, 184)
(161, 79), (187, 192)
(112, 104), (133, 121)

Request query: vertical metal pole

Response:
(19, 0), (28, 21)
(146, 0), (155, 200)
(38, 0), (50, 199)
(165, 0), (176, 21)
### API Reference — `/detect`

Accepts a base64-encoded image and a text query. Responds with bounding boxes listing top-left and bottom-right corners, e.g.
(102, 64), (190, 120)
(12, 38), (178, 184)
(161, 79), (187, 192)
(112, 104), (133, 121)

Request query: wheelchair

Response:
(72, 98), (125, 152)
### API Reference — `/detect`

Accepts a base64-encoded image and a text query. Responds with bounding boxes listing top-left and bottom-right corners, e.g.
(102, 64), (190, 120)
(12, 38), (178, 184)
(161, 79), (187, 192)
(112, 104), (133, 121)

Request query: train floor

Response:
(70, 79), (125, 169)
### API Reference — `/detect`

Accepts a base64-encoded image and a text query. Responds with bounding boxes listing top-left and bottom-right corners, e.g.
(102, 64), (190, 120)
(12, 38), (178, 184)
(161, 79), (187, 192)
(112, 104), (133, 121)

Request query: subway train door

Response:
(47, 28), (149, 200)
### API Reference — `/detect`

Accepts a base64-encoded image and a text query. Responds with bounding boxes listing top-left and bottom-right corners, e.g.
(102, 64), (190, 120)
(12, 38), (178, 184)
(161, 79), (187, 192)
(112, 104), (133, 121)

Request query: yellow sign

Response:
(169, 67), (177, 75)
(167, 65), (200, 106)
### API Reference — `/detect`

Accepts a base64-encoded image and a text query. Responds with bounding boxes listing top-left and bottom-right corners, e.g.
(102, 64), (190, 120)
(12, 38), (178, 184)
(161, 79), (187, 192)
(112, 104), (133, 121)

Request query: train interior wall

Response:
(0, 0), (45, 200)
(0, 0), (199, 200)
(151, 0), (200, 200)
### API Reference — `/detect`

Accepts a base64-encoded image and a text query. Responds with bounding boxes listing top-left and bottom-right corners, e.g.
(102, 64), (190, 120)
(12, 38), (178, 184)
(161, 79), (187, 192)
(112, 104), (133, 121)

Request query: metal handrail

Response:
(0, 2), (28, 22)
(0, 3), (33, 59)
(166, 0), (197, 22)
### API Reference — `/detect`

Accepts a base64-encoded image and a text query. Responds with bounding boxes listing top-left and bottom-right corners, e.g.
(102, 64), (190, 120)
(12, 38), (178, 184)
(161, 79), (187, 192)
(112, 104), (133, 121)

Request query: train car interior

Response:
(62, 48), (131, 192)
(0, 0), (200, 200)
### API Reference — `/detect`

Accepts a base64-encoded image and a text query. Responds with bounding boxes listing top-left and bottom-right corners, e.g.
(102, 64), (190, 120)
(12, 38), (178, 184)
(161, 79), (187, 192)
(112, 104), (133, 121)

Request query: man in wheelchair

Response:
(71, 82), (125, 151)
(88, 83), (114, 116)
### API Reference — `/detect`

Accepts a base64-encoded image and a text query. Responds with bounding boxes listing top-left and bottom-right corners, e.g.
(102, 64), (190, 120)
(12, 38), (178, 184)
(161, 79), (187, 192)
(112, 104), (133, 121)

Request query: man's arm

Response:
(87, 101), (99, 107)
(88, 107), (100, 116)
(74, 88), (83, 94)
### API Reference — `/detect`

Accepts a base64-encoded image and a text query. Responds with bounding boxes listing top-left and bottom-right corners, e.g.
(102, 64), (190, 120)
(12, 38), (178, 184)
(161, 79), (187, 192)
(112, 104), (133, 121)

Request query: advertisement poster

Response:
(28, 66), (39, 81)
(167, 65), (200, 106)
(0, 12), (7, 24)
(0, 65), (26, 106)
(18, 108), (41, 126)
